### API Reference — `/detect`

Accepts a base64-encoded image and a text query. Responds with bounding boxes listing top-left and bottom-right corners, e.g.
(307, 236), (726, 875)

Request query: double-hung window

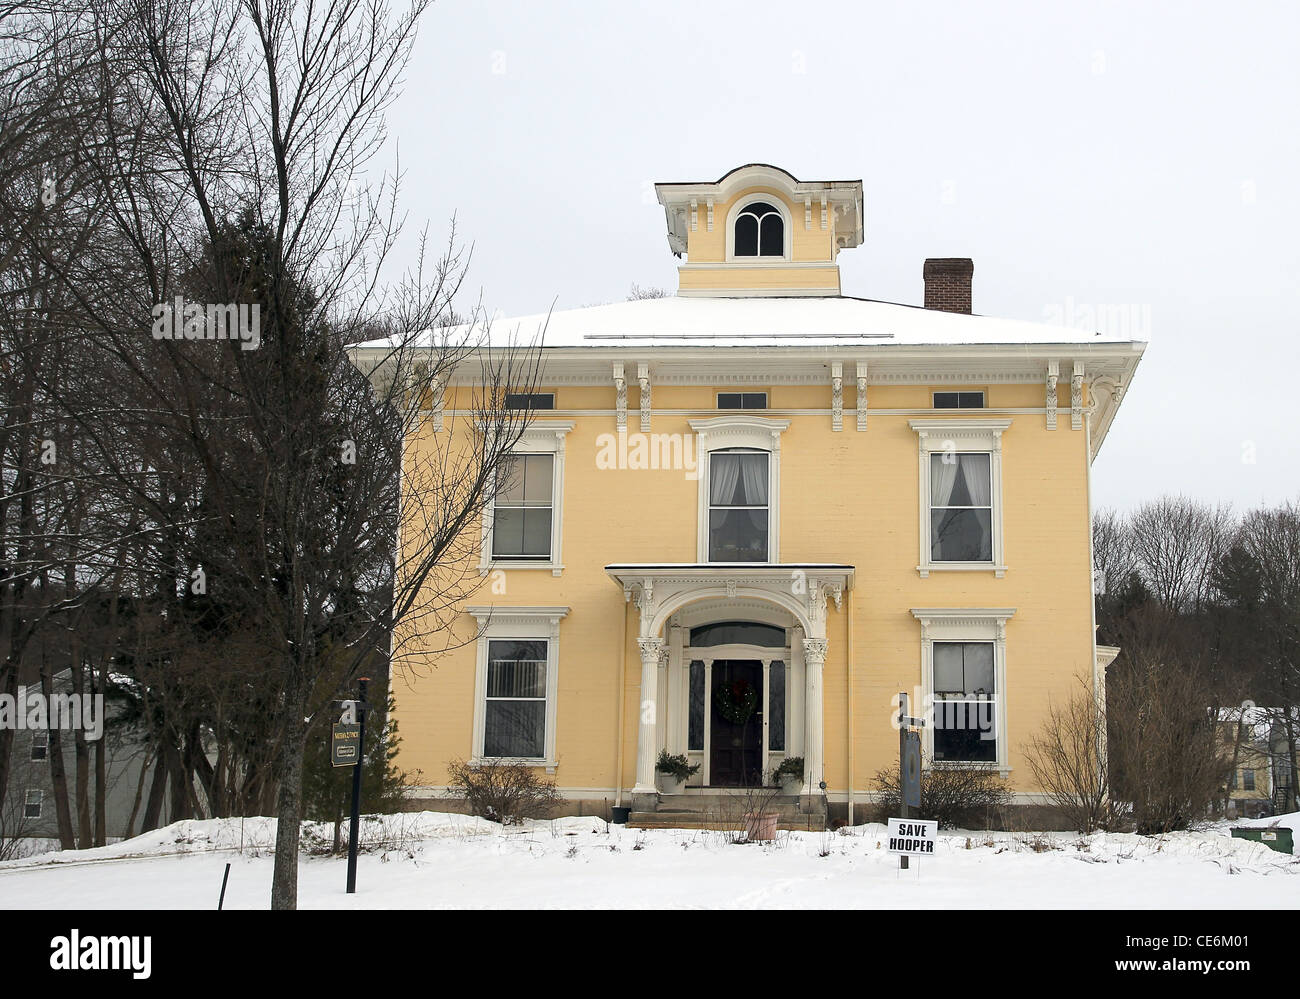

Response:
(484, 640), (548, 759)
(468, 606), (567, 766)
(24, 789), (42, 818)
(492, 454), (553, 559)
(690, 416), (789, 564)
(932, 641), (997, 763)
(481, 421), (572, 575)
(930, 453), (992, 562)
(911, 608), (1015, 773)
(708, 449), (769, 562)
(910, 419), (1010, 577)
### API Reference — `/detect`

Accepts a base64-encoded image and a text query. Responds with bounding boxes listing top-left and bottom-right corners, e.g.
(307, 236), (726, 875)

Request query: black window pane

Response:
(931, 508), (992, 561)
(769, 661), (786, 752)
(742, 392), (767, 409)
(504, 393), (555, 410)
(718, 392), (743, 408)
(735, 215), (758, 256)
(709, 508), (768, 561)
(488, 639), (546, 664)
(492, 508), (551, 557)
(484, 700), (545, 758)
(759, 214), (783, 256)
(960, 392), (984, 408)
(933, 707), (997, 762)
(689, 661), (704, 751)
(689, 622), (786, 647)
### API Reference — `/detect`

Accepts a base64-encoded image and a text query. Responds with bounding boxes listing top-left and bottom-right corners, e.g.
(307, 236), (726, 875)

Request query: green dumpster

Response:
(1230, 826), (1293, 854)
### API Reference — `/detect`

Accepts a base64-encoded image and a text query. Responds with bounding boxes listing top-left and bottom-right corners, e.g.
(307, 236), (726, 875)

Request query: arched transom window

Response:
(733, 201), (784, 257)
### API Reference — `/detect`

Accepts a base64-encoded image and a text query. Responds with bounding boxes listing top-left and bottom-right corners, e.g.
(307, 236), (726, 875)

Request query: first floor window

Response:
(930, 452), (992, 562)
(1242, 769), (1256, 791)
(932, 641), (996, 763)
(484, 639), (548, 758)
(24, 789), (42, 818)
(492, 453), (554, 559)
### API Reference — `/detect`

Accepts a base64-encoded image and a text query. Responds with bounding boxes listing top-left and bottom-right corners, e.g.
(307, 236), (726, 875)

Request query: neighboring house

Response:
(2, 671), (168, 846)
(354, 163), (1145, 825)
(1215, 712), (1274, 819)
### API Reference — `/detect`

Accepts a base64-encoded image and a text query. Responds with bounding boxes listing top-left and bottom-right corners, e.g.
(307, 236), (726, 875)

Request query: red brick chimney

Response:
(923, 258), (973, 313)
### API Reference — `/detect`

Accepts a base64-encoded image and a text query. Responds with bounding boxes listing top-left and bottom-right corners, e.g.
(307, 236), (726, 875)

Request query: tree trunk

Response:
(141, 751), (168, 833)
(41, 666), (76, 850)
(271, 671), (308, 910)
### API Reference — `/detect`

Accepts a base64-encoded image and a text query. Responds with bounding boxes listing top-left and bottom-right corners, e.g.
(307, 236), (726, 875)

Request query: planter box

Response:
(744, 810), (778, 841)
(656, 773), (686, 794)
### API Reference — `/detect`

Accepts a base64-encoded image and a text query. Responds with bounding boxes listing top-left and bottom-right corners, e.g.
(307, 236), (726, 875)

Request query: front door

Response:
(710, 660), (763, 786)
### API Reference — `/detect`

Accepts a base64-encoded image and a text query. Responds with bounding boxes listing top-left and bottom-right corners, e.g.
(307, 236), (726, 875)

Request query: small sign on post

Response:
(888, 817), (937, 857)
(903, 729), (921, 810)
(331, 723), (360, 767)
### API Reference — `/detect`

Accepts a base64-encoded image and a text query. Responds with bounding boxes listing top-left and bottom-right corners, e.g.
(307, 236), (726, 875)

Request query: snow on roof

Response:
(355, 295), (1147, 353)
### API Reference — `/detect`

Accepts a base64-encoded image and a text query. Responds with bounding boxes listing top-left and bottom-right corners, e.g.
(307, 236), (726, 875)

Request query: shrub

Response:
(770, 756), (804, 785)
(445, 758), (561, 825)
(655, 750), (699, 783)
(1021, 676), (1115, 833)
(872, 756), (1010, 829)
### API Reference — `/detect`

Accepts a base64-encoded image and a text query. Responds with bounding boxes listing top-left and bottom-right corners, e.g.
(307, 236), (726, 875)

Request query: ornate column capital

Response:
(802, 637), (828, 666)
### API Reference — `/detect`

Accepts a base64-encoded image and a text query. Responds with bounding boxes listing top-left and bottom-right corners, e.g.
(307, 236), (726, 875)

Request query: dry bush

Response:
(872, 757), (1010, 829)
(1022, 676), (1115, 832)
(445, 758), (560, 826)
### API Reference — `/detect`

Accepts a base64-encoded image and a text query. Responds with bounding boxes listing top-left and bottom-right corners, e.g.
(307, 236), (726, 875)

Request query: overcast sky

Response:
(380, 0), (1299, 513)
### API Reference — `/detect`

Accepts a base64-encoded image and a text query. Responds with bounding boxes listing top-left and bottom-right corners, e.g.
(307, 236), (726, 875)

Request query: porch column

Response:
(802, 638), (828, 804)
(632, 637), (665, 799)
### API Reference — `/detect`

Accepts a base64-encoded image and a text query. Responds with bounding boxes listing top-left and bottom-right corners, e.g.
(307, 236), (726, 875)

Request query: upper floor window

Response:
(909, 419), (1010, 577)
(708, 449), (769, 562)
(734, 201), (784, 257)
(24, 789), (42, 818)
(930, 452), (992, 562)
(31, 731), (48, 761)
(492, 454), (553, 559)
(480, 421), (573, 574)
(934, 391), (984, 409)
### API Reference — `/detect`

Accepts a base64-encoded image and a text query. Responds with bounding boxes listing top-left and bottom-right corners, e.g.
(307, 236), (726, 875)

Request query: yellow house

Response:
(360, 164), (1145, 826)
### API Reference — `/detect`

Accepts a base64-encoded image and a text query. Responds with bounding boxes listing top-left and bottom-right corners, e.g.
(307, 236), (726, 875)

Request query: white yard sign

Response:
(888, 818), (937, 856)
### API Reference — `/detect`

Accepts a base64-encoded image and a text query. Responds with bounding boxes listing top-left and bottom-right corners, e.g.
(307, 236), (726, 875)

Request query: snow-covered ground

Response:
(1, 812), (1295, 909)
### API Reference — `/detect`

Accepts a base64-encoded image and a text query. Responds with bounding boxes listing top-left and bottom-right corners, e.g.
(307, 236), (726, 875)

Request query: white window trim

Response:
(467, 606), (568, 770)
(689, 416), (790, 563)
(910, 607), (1016, 775)
(479, 421), (574, 577)
(725, 196), (793, 261)
(909, 418), (1011, 577)
(24, 788), (42, 818)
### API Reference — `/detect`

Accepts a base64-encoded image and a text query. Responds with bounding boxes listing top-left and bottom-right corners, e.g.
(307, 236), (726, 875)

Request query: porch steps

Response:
(626, 792), (827, 832)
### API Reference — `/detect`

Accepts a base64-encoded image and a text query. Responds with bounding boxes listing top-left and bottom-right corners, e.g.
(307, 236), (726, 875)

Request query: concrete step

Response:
(627, 811), (826, 832)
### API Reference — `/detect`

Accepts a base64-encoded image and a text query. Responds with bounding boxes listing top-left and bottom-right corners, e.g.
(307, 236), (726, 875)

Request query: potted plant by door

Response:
(771, 756), (804, 796)
(656, 750), (699, 794)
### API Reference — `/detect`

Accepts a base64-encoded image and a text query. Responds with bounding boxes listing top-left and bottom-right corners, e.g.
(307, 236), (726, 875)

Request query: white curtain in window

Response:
(710, 452), (741, 505)
(931, 454), (960, 506)
(740, 453), (768, 527)
(962, 454), (991, 507)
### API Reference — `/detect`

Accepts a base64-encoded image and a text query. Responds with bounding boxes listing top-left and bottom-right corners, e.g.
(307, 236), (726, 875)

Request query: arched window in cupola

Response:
(733, 201), (784, 257)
